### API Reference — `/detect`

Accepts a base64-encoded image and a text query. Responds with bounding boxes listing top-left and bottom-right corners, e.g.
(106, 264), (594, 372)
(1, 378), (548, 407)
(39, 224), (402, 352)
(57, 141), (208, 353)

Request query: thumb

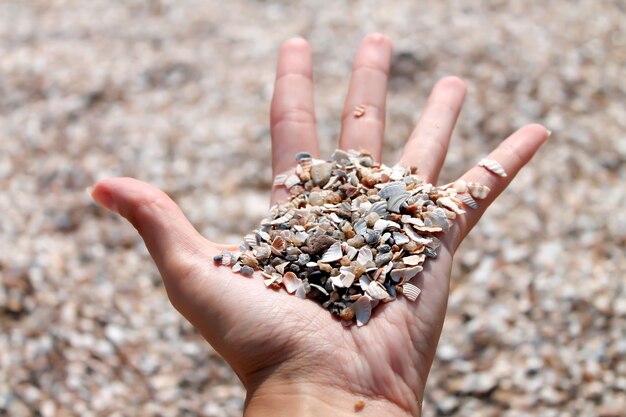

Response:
(90, 177), (218, 293)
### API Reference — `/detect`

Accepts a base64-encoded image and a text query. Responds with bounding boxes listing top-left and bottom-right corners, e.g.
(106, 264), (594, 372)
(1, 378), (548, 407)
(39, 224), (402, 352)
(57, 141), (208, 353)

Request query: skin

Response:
(91, 33), (550, 416)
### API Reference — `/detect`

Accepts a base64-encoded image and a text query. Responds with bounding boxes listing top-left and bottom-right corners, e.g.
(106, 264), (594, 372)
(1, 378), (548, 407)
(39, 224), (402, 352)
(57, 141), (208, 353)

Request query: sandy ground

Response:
(1, 1), (625, 416)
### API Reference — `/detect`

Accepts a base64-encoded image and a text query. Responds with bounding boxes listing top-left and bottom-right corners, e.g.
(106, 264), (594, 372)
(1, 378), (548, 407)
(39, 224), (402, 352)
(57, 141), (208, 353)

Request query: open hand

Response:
(92, 33), (549, 416)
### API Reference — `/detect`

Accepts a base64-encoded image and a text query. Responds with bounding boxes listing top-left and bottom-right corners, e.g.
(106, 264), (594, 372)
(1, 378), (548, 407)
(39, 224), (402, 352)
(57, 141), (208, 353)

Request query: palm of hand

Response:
(176, 245), (453, 414)
(92, 33), (548, 416)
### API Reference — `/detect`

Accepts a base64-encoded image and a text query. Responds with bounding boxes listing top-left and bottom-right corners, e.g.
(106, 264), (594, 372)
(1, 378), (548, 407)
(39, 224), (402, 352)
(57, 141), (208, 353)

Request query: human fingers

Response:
(399, 76), (467, 183)
(445, 124), (551, 250)
(270, 37), (318, 178)
(90, 178), (221, 296)
(338, 33), (392, 161)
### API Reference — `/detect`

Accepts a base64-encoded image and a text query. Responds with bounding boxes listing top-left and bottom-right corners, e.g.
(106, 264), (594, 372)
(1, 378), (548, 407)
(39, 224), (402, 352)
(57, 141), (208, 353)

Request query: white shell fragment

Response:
(453, 179), (467, 193)
(403, 254), (425, 266)
(282, 272), (302, 294)
(478, 158), (508, 177)
(357, 247), (373, 265)
(284, 174), (302, 189)
(392, 232), (410, 245)
(366, 281), (390, 300)
(467, 182), (491, 200)
(273, 174), (287, 186)
(320, 242), (343, 262)
(462, 193), (479, 209)
(353, 296), (372, 326)
(402, 283), (422, 301)
(390, 265), (423, 282)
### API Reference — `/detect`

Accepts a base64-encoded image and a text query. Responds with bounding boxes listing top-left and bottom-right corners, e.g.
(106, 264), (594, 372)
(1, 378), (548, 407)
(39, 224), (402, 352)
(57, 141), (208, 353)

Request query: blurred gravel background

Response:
(1, 1), (625, 416)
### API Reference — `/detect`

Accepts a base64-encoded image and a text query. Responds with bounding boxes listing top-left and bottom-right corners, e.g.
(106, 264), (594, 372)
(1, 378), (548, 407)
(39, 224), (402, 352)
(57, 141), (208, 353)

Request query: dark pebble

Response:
(213, 255), (223, 264)
(365, 230), (381, 245)
(306, 234), (337, 255)
(240, 265), (254, 276)
(289, 264), (300, 273)
(298, 253), (311, 265)
(378, 244), (391, 253)
(295, 151), (312, 161)
(285, 254), (298, 262)
(375, 252), (393, 266)
(308, 270), (324, 282)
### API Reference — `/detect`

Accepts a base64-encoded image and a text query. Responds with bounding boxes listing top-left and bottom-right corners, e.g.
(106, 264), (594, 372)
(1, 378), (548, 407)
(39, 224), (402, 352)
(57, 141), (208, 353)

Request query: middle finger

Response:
(338, 33), (392, 161)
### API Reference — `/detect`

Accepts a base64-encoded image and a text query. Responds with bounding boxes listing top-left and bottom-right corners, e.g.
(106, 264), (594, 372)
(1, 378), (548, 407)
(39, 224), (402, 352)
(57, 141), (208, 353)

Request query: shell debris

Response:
(216, 149), (465, 325)
(467, 182), (491, 200)
(353, 104), (366, 118)
(478, 158), (508, 177)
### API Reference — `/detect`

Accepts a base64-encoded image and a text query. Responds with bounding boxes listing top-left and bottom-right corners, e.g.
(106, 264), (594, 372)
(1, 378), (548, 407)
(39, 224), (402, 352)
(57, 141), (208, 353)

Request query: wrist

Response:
(243, 377), (418, 417)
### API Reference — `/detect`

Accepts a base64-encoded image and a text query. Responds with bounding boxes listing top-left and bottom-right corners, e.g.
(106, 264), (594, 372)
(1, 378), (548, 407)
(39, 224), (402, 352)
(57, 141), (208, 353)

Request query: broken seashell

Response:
(462, 193), (478, 209)
(390, 265), (423, 282)
(295, 280), (311, 298)
(403, 225), (432, 245)
(402, 254), (425, 266)
(320, 241), (343, 263)
(244, 234), (258, 248)
(356, 246), (373, 265)
(366, 281), (390, 300)
(478, 158), (507, 177)
(284, 174), (302, 189)
(275, 262), (290, 275)
(353, 296), (372, 326)
(389, 165), (406, 181)
(368, 200), (388, 217)
(453, 179), (467, 193)
(467, 182), (491, 200)
(387, 192), (411, 213)
(273, 174), (287, 186)
(271, 236), (285, 254)
(378, 181), (407, 198)
(437, 196), (465, 215)
(267, 210), (294, 225)
(340, 266), (356, 287)
(402, 283), (421, 301)
(353, 104), (366, 118)
(282, 271), (302, 294)
(373, 219), (401, 233)
(392, 232), (410, 245)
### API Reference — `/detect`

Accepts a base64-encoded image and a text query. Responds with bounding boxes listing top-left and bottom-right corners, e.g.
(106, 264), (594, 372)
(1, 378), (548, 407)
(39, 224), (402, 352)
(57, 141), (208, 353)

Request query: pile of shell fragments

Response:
(215, 150), (493, 326)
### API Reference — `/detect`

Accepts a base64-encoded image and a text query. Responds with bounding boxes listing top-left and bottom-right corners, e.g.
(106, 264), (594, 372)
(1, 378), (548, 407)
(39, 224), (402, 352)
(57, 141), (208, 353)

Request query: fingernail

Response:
(546, 129), (552, 138)
(89, 187), (118, 213)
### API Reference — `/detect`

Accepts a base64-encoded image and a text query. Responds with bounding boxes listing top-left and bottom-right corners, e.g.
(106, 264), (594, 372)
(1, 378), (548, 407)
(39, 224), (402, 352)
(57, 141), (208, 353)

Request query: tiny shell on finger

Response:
(467, 182), (491, 200)
(273, 174), (287, 186)
(354, 104), (366, 118)
(453, 179), (467, 193)
(402, 283), (421, 301)
(478, 158), (508, 177)
(462, 193), (478, 209)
